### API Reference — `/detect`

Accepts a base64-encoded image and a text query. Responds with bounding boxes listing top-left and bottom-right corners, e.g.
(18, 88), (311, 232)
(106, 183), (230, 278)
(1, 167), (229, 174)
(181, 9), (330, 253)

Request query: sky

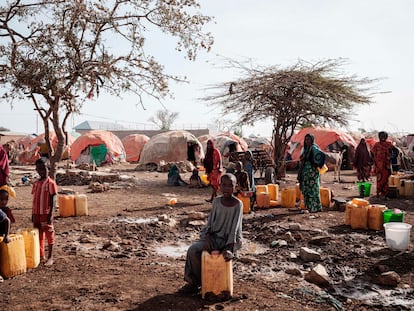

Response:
(1, 0), (414, 138)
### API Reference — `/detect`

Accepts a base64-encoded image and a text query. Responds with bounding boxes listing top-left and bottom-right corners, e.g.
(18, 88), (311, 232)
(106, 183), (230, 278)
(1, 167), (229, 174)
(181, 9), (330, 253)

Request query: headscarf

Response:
(203, 139), (215, 174)
(168, 164), (179, 178)
(301, 134), (325, 168)
(379, 131), (388, 141)
(355, 138), (372, 167)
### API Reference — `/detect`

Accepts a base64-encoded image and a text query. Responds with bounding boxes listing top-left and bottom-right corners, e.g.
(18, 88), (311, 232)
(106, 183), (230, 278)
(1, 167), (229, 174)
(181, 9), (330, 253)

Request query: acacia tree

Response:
(0, 0), (213, 178)
(204, 59), (380, 179)
(148, 109), (179, 130)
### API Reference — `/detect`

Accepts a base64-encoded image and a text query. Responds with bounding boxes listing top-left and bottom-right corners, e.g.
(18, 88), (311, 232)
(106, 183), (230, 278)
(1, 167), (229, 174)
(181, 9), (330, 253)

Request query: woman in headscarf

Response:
(243, 150), (256, 211)
(167, 164), (188, 186)
(0, 145), (10, 187)
(371, 131), (393, 199)
(354, 138), (373, 182)
(203, 139), (222, 202)
(297, 134), (326, 213)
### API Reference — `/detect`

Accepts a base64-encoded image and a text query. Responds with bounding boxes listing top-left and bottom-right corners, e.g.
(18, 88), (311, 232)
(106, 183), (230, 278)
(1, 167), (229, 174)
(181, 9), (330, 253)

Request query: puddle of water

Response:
(334, 282), (414, 308)
(155, 243), (189, 258)
(109, 216), (158, 224)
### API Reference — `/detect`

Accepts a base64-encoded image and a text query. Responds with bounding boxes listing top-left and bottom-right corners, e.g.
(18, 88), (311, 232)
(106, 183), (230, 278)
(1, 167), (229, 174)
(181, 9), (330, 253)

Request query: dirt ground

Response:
(1, 164), (414, 311)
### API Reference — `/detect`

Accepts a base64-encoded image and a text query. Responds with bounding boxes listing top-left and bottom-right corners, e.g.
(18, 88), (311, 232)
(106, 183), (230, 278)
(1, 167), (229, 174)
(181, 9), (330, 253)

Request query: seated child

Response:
(233, 161), (250, 195)
(189, 168), (202, 188)
(0, 189), (13, 244)
(180, 173), (243, 294)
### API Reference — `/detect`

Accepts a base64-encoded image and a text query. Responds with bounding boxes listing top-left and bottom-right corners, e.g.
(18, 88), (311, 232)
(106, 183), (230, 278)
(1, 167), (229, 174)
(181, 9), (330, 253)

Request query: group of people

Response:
(0, 144), (57, 282)
(354, 131), (398, 199)
(298, 131), (398, 216)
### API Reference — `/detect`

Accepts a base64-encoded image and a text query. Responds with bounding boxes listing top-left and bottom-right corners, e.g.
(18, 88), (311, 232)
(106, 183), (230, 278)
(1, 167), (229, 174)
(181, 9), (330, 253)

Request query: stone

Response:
(304, 264), (330, 286)
(376, 271), (401, 287)
(299, 247), (322, 262)
(308, 235), (332, 246)
(285, 268), (302, 276)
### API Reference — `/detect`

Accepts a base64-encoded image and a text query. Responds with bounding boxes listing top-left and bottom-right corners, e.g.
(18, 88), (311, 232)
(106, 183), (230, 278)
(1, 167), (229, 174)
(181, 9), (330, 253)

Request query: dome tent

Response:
(138, 130), (204, 165)
(70, 130), (125, 166)
(121, 134), (149, 163)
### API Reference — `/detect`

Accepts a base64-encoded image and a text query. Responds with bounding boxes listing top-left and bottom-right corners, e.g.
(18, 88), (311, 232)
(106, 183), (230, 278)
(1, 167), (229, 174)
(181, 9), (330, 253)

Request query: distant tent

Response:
(17, 131), (75, 164)
(139, 130), (204, 165)
(287, 127), (357, 169)
(121, 134), (149, 163)
(216, 132), (248, 152)
(199, 132), (248, 155)
(70, 130), (125, 166)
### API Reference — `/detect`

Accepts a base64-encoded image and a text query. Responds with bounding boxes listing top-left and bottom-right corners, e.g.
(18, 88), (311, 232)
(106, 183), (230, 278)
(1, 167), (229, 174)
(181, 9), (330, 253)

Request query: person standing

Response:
(372, 131), (393, 199)
(354, 138), (373, 182)
(203, 139), (222, 203)
(0, 144), (10, 187)
(32, 158), (57, 266)
(297, 134), (326, 213)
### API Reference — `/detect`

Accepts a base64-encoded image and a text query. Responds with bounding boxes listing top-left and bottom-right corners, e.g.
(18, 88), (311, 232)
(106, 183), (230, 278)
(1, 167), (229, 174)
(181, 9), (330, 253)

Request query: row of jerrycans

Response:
(0, 228), (40, 279)
(58, 194), (88, 217)
(345, 198), (387, 230)
(238, 184), (332, 213)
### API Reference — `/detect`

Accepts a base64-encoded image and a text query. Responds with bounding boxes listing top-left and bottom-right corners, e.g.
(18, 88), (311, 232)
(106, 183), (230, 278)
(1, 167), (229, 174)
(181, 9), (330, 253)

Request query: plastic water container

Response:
(267, 184), (279, 201)
(404, 180), (414, 197)
(237, 193), (251, 214)
(281, 188), (296, 208)
(357, 182), (371, 197)
(58, 194), (75, 217)
(0, 234), (27, 278)
(201, 251), (233, 299)
(383, 209), (404, 223)
(383, 222), (412, 251)
(75, 194), (89, 216)
(19, 228), (40, 269)
(345, 201), (357, 225)
(255, 185), (268, 195)
(350, 205), (368, 230)
(256, 192), (270, 209)
(320, 187), (331, 208)
(367, 205), (387, 231)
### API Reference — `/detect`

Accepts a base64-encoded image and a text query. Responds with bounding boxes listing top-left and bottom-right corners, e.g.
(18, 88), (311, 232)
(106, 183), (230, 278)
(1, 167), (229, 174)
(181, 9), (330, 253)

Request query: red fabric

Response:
(372, 140), (393, 196)
(32, 177), (57, 257)
(0, 145), (10, 186)
(32, 177), (57, 216)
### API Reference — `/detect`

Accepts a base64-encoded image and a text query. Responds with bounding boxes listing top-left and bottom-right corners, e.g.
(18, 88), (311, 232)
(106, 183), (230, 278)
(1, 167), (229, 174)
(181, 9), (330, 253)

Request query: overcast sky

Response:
(2, 0), (414, 137)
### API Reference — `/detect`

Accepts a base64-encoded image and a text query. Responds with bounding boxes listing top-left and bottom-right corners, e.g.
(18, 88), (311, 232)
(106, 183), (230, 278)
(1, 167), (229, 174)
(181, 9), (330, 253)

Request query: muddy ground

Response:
(1, 164), (413, 311)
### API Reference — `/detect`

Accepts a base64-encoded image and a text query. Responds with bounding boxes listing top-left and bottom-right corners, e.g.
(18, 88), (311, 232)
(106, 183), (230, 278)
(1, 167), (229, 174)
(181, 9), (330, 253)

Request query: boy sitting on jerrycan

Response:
(180, 173), (243, 297)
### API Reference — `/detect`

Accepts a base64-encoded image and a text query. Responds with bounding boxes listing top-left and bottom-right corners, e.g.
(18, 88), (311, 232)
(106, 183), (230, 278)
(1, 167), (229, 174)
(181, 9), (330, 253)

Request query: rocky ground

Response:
(1, 164), (413, 311)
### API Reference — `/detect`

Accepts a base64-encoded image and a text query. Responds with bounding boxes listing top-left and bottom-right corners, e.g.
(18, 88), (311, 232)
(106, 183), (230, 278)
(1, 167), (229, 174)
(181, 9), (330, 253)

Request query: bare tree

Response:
(0, 0), (213, 178)
(203, 58), (381, 179)
(148, 109), (179, 130)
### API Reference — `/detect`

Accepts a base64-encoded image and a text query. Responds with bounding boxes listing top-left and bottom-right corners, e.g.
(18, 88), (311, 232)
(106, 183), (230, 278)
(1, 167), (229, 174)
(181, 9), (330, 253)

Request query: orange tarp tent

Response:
(121, 134), (149, 163)
(288, 127), (357, 167)
(70, 130), (125, 162)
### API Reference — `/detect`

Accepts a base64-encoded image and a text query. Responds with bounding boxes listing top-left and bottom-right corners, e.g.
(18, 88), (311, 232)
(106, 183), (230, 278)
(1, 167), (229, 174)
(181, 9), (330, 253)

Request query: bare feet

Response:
(44, 258), (54, 266)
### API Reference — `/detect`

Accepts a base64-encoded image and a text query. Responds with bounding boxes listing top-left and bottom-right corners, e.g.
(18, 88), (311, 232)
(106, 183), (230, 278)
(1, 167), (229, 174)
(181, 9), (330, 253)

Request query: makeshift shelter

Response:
(287, 127), (357, 169)
(121, 134), (149, 163)
(17, 131), (75, 164)
(139, 130), (204, 165)
(70, 130), (125, 166)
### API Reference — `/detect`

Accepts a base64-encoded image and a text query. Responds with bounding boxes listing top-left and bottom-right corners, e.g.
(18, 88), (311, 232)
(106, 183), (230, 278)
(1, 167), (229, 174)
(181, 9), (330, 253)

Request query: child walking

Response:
(180, 173), (243, 294)
(32, 158), (57, 266)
